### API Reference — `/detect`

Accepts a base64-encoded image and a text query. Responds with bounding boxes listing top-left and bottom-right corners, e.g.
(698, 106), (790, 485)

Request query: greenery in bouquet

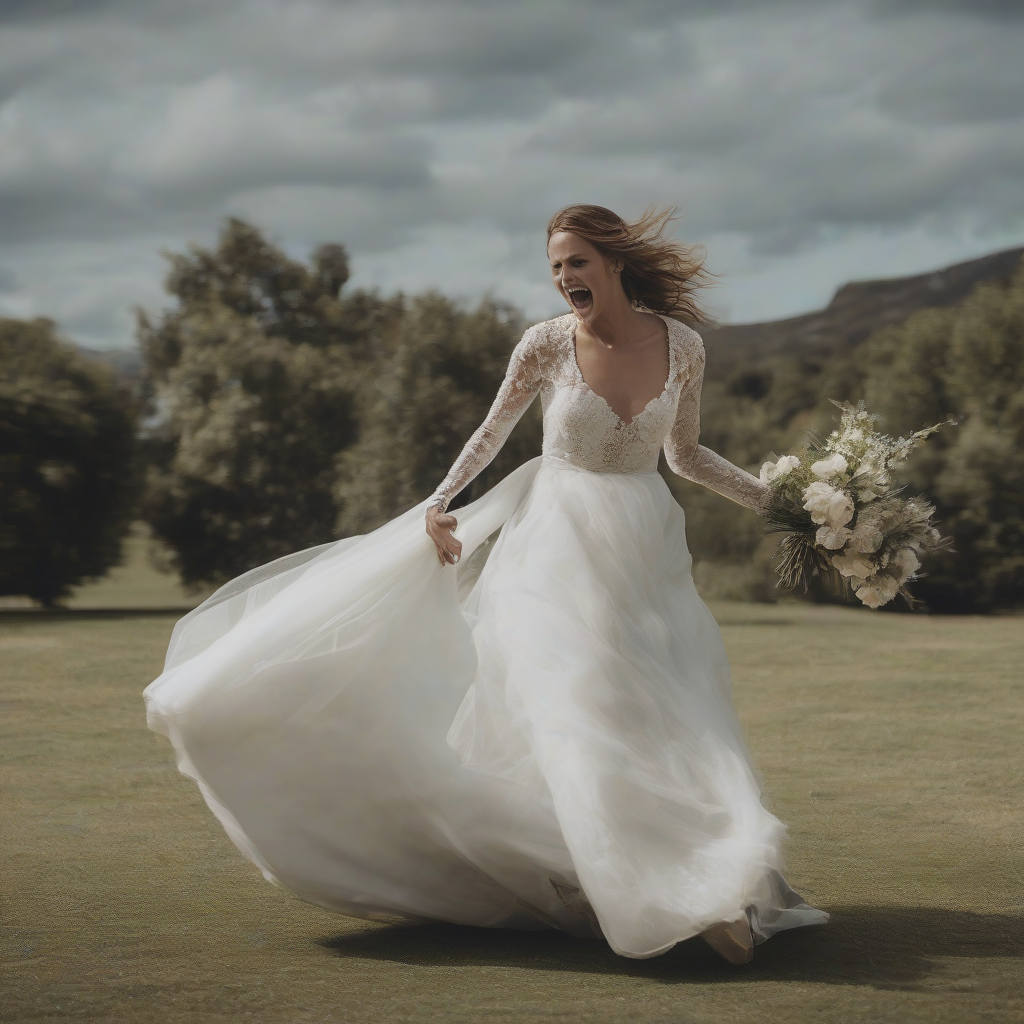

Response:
(760, 402), (951, 608)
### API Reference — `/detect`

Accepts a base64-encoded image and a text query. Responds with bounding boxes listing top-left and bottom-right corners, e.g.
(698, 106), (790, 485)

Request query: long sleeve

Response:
(663, 342), (769, 513)
(427, 329), (543, 513)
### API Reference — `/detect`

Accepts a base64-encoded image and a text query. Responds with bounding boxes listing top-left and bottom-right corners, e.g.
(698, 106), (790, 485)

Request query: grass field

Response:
(1, 544), (1022, 1022)
(66, 525), (214, 612)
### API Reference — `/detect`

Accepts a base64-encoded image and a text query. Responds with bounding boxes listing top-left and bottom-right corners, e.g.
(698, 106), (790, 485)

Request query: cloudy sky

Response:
(1, 0), (1023, 349)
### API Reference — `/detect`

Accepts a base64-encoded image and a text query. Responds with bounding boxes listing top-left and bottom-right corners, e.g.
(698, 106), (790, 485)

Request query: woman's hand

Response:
(426, 506), (463, 567)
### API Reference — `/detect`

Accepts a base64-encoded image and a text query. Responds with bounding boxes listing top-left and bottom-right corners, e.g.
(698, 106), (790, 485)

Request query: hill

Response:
(76, 344), (144, 381)
(676, 245), (1024, 612)
(701, 245), (1024, 378)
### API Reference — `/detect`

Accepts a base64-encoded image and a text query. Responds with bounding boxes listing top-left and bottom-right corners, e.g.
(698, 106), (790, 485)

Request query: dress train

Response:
(145, 456), (827, 957)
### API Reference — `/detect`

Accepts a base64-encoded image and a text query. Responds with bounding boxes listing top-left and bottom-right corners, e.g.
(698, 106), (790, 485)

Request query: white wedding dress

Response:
(145, 313), (827, 958)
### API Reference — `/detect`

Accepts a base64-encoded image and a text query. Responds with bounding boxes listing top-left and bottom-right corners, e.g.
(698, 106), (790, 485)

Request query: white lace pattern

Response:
(428, 313), (768, 514)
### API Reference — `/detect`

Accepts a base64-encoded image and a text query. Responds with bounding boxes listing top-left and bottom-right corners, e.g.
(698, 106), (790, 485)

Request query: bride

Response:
(144, 204), (827, 966)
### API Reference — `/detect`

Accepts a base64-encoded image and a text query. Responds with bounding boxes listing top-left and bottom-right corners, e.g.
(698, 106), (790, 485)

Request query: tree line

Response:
(673, 257), (1024, 612)
(1, 219), (539, 604)
(1, 218), (1021, 611)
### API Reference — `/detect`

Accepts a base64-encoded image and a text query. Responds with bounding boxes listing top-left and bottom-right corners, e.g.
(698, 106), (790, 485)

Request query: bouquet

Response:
(760, 402), (950, 609)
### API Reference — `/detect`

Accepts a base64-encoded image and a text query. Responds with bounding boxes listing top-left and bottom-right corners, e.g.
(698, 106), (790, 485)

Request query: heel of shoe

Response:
(701, 918), (754, 965)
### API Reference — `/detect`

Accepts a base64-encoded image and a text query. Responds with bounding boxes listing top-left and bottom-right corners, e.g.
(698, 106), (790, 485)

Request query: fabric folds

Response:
(145, 456), (826, 957)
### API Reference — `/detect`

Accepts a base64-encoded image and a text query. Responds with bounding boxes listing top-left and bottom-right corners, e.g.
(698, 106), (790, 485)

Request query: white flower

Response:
(890, 548), (921, 583)
(804, 483), (855, 530)
(803, 481), (837, 524)
(811, 453), (848, 480)
(849, 520), (883, 554)
(826, 490), (854, 528)
(855, 575), (900, 609)
(759, 454), (800, 485)
(777, 454), (801, 476)
(816, 524), (853, 550)
(831, 550), (877, 579)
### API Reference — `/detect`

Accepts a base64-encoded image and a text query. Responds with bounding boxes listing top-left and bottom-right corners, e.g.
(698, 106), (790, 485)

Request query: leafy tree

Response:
(141, 218), (1021, 612)
(139, 219), (390, 587)
(860, 261), (1024, 611)
(0, 318), (139, 605)
(673, 257), (1024, 612)
(335, 293), (541, 535)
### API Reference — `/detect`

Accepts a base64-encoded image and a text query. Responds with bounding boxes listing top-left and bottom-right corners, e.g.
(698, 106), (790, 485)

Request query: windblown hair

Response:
(546, 204), (713, 323)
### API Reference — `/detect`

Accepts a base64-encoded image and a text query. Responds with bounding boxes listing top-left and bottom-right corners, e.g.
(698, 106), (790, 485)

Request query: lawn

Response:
(1, 558), (1021, 1021)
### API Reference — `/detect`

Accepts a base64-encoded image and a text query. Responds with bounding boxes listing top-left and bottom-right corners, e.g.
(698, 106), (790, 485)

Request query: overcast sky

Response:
(1, 0), (1023, 349)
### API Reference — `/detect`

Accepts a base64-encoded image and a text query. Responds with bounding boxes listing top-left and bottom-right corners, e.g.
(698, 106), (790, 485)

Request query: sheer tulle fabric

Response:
(145, 456), (826, 957)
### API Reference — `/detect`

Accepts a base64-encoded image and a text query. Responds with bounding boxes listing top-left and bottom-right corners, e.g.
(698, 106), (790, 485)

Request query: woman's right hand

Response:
(426, 506), (463, 567)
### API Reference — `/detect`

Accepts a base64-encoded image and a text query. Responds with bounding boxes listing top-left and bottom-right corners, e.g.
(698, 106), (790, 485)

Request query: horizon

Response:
(69, 238), (1024, 359)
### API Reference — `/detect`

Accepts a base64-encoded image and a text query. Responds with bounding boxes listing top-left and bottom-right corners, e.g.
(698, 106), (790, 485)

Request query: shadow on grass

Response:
(317, 905), (1023, 988)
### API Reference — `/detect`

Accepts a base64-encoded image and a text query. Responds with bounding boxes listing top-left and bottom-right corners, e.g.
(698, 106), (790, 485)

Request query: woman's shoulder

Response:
(513, 314), (573, 369)
(662, 316), (706, 383)
(521, 313), (574, 348)
(661, 315), (704, 352)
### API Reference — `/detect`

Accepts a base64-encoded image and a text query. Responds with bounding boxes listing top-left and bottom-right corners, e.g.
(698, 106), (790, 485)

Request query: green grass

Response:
(66, 524), (213, 611)
(1, 595), (1022, 1023)
(0, 524), (213, 612)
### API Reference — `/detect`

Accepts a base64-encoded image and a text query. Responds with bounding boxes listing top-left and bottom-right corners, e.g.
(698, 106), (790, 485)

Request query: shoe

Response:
(701, 917), (754, 964)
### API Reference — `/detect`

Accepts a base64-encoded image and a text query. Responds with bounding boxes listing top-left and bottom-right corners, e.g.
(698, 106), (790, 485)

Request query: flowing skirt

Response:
(144, 456), (827, 958)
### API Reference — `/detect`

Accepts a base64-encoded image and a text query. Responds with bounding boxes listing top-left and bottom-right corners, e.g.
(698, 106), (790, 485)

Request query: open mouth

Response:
(566, 287), (592, 311)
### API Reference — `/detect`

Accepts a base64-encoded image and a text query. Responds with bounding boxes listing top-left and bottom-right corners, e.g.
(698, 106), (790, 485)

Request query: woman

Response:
(145, 205), (827, 966)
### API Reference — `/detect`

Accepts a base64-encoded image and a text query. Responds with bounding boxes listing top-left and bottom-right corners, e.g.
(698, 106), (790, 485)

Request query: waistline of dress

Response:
(540, 451), (662, 478)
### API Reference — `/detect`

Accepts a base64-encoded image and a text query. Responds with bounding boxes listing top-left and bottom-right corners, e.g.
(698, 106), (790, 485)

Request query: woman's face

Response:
(547, 230), (622, 322)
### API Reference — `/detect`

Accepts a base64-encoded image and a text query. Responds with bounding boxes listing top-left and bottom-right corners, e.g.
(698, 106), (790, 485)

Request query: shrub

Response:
(0, 318), (139, 605)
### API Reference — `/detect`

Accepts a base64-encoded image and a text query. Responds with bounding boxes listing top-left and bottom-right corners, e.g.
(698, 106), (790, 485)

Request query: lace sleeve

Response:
(663, 338), (769, 513)
(427, 329), (543, 513)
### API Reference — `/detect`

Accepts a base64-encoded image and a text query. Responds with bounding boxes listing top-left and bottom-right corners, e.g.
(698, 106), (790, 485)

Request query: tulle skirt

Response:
(144, 456), (827, 958)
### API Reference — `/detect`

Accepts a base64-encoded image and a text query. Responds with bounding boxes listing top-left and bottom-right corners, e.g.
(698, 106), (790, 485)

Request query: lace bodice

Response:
(428, 313), (767, 513)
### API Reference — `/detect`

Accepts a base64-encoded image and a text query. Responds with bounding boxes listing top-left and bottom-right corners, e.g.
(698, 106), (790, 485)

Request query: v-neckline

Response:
(569, 314), (675, 429)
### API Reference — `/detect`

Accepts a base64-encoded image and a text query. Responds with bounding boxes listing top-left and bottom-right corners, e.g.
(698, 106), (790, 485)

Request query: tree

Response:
(139, 219), (389, 587)
(660, 257), (1024, 612)
(0, 318), (139, 606)
(859, 260), (1024, 611)
(334, 293), (541, 535)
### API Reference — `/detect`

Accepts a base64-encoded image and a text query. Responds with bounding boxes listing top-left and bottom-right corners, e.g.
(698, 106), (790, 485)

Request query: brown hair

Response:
(546, 204), (713, 323)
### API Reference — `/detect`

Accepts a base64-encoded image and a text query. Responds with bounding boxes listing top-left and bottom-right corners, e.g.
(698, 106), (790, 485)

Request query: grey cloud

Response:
(0, 0), (1021, 345)
(510, 5), (1024, 255)
(0, 0), (120, 22)
(877, 41), (1024, 124)
(873, 0), (1024, 18)
(0, 68), (434, 244)
(0, 0), (214, 24)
